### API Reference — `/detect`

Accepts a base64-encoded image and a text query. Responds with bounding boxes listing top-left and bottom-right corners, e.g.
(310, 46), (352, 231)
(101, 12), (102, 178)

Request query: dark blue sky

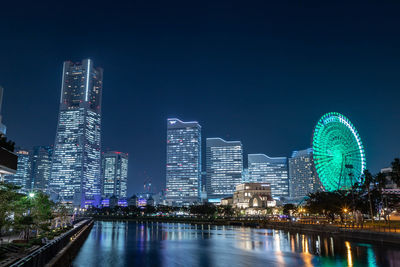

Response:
(1, 1), (399, 196)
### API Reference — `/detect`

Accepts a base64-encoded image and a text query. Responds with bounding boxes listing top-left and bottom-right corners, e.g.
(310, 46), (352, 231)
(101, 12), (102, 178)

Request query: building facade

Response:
(30, 146), (53, 191)
(102, 151), (128, 199)
(5, 148), (31, 191)
(233, 183), (275, 209)
(206, 138), (243, 200)
(288, 148), (321, 199)
(0, 86), (7, 135)
(166, 118), (201, 206)
(380, 167), (400, 195)
(50, 59), (103, 207)
(248, 154), (289, 199)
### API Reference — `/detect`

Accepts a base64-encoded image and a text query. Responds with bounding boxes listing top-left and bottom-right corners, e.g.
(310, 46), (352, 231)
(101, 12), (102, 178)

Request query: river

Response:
(72, 221), (400, 267)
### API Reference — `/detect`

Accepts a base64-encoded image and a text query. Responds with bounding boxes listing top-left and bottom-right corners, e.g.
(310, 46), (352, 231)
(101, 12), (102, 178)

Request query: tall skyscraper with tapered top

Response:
(50, 59), (103, 207)
(166, 118), (201, 206)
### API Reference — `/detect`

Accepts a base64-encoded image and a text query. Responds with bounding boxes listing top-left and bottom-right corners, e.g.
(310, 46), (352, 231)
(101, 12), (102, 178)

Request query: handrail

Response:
(9, 219), (92, 267)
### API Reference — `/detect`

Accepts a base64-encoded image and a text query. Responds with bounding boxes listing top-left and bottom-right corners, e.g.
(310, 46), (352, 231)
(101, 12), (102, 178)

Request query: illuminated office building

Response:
(166, 118), (201, 206)
(50, 59), (103, 207)
(248, 154), (289, 199)
(30, 146), (53, 191)
(206, 138), (243, 200)
(0, 86), (7, 135)
(5, 148), (31, 191)
(102, 151), (128, 199)
(288, 148), (321, 199)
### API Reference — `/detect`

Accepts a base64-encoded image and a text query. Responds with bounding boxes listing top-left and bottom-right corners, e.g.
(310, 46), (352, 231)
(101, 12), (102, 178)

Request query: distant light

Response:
(28, 192), (35, 198)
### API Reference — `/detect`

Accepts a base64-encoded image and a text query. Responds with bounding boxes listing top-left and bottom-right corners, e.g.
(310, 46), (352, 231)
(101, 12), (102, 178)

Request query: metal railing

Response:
(9, 219), (92, 267)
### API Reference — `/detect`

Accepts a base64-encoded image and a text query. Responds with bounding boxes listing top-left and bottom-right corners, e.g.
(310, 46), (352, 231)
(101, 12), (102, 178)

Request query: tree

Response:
(0, 182), (21, 238)
(144, 205), (156, 214)
(189, 204), (217, 217)
(282, 204), (296, 216)
(14, 191), (54, 241)
(375, 172), (387, 221)
(218, 205), (234, 217)
(305, 191), (351, 222)
(14, 196), (35, 241)
(32, 191), (54, 233)
(54, 204), (70, 228)
(362, 170), (375, 220)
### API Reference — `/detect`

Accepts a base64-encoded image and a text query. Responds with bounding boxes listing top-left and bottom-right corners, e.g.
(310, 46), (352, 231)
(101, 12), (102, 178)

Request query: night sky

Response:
(1, 1), (400, 196)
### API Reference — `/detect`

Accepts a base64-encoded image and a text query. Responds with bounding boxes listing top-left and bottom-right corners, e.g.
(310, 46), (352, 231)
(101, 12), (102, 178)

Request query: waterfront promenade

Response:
(0, 219), (93, 267)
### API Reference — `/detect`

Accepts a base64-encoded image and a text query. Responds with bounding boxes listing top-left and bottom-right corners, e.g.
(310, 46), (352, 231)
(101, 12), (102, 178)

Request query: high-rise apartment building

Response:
(206, 138), (243, 200)
(166, 118), (201, 206)
(248, 154), (289, 199)
(30, 146), (53, 191)
(50, 59), (103, 207)
(102, 151), (128, 199)
(288, 148), (322, 199)
(5, 148), (31, 191)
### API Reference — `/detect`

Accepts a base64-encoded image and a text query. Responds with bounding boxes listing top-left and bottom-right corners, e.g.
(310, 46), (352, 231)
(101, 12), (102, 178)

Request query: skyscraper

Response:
(206, 138), (243, 200)
(288, 148), (323, 199)
(289, 148), (322, 199)
(50, 59), (103, 207)
(5, 148), (31, 191)
(166, 118), (201, 206)
(102, 151), (128, 199)
(248, 154), (289, 199)
(30, 146), (53, 191)
(0, 86), (7, 135)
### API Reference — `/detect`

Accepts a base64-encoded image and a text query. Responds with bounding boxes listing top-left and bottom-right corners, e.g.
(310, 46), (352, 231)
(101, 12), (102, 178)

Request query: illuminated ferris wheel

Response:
(312, 112), (366, 191)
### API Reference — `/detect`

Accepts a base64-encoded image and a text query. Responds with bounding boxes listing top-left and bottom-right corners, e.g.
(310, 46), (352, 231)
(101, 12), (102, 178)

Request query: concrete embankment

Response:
(44, 220), (93, 267)
(9, 219), (93, 267)
(94, 215), (400, 246)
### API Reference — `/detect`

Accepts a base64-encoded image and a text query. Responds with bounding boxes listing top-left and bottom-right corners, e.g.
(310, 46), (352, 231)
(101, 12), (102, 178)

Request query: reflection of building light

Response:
(273, 232), (285, 265)
(291, 235), (295, 252)
(366, 245), (377, 266)
(345, 241), (353, 267)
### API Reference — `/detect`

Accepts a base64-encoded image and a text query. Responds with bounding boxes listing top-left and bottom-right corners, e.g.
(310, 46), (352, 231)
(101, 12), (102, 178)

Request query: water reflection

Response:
(73, 221), (400, 267)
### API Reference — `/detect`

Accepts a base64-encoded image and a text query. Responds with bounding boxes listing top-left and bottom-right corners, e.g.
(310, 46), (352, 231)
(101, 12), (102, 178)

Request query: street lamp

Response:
(28, 192), (35, 198)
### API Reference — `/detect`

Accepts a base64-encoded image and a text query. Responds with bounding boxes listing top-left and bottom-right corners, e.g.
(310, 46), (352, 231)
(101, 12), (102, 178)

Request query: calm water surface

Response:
(72, 221), (400, 267)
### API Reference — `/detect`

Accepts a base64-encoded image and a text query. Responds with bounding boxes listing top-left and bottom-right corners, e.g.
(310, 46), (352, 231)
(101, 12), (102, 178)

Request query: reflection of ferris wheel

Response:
(312, 112), (366, 191)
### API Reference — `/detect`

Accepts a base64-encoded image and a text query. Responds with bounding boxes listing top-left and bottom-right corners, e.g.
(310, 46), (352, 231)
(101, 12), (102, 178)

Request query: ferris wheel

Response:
(312, 112), (366, 191)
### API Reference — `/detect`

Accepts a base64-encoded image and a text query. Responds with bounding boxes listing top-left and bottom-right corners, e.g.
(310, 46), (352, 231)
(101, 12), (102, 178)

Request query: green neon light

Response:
(312, 112), (366, 191)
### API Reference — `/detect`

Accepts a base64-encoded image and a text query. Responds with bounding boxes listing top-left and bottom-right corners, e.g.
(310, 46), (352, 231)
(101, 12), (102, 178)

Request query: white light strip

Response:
(338, 116), (366, 171)
(85, 59), (91, 102)
(60, 62), (66, 103)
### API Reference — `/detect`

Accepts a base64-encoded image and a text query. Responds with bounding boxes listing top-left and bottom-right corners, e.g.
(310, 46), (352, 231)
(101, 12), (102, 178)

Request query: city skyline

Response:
(1, 2), (400, 195)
